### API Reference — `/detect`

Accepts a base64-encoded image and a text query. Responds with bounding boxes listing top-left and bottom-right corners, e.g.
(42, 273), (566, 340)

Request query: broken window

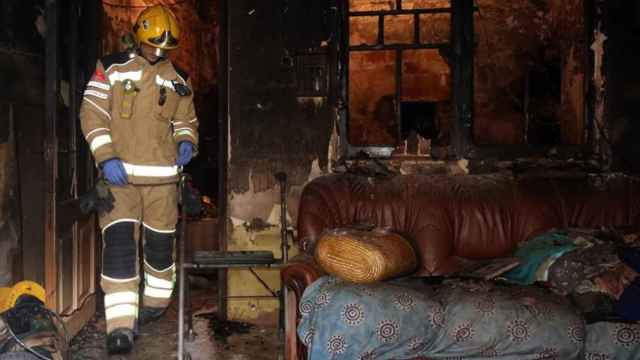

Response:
(340, 0), (592, 160)
(342, 0), (452, 157)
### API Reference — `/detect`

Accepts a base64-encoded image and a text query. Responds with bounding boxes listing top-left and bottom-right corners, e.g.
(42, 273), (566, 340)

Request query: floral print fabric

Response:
(299, 276), (586, 359)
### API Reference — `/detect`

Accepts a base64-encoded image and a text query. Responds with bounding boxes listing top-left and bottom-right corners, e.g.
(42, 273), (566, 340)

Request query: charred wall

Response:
(343, 0), (587, 155)
(473, 0), (586, 146)
(228, 0), (333, 221)
(0, 0), (46, 286)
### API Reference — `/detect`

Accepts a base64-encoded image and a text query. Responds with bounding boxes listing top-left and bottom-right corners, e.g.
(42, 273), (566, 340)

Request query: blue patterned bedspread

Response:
(298, 276), (640, 359)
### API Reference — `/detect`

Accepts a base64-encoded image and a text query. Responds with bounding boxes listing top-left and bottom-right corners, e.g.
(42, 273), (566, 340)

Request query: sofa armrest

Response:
(282, 254), (326, 360)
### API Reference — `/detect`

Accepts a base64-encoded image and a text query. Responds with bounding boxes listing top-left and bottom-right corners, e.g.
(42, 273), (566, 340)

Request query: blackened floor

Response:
(69, 277), (283, 359)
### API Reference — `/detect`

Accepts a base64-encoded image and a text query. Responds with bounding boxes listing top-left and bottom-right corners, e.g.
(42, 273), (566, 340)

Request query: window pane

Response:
(349, 0), (394, 11)
(349, 51), (398, 146)
(419, 13), (450, 43)
(350, 16), (379, 46)
(384, 15), (414, 44)
(401, 49), (450, 101)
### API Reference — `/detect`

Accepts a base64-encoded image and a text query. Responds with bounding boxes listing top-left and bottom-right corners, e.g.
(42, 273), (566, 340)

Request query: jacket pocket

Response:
(155, 87), (180, 121)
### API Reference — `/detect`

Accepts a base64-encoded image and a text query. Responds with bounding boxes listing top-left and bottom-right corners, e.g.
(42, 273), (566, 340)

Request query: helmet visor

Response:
(148, 31), (179, 49)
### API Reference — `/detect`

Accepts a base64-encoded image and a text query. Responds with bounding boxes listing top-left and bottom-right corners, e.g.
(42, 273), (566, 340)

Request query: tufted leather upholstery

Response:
(296, 173), (640, 275)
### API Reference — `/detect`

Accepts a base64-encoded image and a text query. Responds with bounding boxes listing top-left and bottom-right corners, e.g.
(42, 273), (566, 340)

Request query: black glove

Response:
(79, 179), (115, 216)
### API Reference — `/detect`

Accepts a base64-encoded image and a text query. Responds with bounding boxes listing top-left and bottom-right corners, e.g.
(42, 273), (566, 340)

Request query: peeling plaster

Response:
(307, 158), (324, 182)
(230, 169), (281, 225)
(328, 112), (341, 173)
(230, 157), (326, 228)
(591, 28), (608, 163)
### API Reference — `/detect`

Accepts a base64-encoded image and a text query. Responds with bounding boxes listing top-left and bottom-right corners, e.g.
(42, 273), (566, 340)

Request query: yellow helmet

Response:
(134, 5), (180, 53)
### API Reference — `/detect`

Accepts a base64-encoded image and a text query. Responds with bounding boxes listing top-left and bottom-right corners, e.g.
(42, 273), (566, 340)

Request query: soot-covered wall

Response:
(228, 0), (333, 221)
(0, 0), (45, 286)
(227, 0), (592, 223)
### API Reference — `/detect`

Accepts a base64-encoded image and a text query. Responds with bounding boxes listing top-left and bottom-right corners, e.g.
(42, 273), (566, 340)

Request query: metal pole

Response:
(178, 174), (188, 360)
(217, 0), (230, 322)
(275, 172), (288, 263)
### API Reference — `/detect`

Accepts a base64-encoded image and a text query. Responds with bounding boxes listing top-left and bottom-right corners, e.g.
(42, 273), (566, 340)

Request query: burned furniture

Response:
(282, 173), (640, 359)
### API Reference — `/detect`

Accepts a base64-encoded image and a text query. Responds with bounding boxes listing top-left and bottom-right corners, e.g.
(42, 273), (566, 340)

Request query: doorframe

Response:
(44, 0), (59, 310)
(217, 0), (230, 319)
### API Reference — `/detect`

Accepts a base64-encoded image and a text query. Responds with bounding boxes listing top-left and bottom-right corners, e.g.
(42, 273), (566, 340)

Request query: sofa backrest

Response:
(296, 173), (640, 275)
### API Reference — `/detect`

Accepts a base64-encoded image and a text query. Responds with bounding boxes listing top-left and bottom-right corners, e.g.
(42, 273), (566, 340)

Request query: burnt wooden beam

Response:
(451, 0), (474, 158)
(16, 105), (46, 285)
(338, 0), (350, 158)
(584, 0), (595, 148)
(44, 0), (59, 308)
(217, 0), (229, 320)
(70, 0), (79, 196)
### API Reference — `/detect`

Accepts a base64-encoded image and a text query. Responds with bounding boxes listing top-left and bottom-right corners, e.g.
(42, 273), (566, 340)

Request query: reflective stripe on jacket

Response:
(80, 51), (199, 185)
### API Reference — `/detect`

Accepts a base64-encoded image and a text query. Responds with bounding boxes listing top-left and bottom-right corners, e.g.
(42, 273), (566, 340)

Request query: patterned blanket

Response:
(298, 276), (640, 359)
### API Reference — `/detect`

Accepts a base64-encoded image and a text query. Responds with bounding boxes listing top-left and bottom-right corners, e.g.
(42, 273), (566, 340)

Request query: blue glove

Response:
(101, 158), (128, 186)
(176, 141), (194, 167)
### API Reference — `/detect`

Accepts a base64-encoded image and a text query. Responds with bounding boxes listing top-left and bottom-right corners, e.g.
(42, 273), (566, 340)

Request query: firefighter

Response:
(79, 5), (198, 354)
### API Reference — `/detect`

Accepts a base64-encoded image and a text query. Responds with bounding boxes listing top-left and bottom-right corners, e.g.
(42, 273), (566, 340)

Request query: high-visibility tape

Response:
(84, 89), (109, 100)
(145, 273), (173, 290)
(104, 57), (136, 73)
(108, 70), (142, 85)
(86, 127), (110, 138)
(101, 274), (139, 283)
(90, 134), (112, 152)
(83, 98), (111, 120)
(155, 75), (175, 91)
(174, 129), (195, 138)
(144, 286), (173, 299)
(105, 291), (138, 308)
(102, 219), (140, 233)
(122, 163), (178, 178)
(143, 223), (176, 234)
(105, 303), (138, 320)
(88, 81), (111, 91)
(188, 117), (198, 123)
(175, 72), (187, 85)
(173, 127), (194, 134)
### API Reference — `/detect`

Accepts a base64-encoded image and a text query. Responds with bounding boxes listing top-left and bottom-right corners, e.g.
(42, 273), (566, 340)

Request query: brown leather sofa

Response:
(281, 173), (640, 359)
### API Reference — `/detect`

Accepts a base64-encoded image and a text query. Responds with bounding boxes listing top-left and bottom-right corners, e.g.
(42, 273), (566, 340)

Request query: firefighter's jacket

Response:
(80, 51), (199, 185)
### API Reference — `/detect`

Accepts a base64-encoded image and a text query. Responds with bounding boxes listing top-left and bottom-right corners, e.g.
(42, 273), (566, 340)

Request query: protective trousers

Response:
(99, 183), (177, 334)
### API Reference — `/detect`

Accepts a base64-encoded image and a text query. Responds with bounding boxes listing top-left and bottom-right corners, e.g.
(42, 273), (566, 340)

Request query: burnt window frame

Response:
(338, 0), (454, 158)
(336, 0), (596, 161)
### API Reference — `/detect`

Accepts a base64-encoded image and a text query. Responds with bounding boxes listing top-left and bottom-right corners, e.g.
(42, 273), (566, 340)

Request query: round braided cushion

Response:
(314, 227), (418, 283)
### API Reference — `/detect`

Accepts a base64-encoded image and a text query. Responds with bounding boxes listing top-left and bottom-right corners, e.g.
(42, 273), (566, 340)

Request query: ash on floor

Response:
(69, 279), (283, 359)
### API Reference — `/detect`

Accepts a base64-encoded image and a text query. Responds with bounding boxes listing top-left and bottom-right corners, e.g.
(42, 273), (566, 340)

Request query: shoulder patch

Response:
(173, 64), (190, 83)
(101, 52), (132, 72)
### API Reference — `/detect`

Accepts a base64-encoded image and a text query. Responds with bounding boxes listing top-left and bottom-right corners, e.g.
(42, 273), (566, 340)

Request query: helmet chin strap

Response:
(154, 47), (167, 58)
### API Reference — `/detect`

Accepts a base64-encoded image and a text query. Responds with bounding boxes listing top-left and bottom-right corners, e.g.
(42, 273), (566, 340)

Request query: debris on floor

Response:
(198, 312), (253, 343)
(69, 279), (283, 359)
